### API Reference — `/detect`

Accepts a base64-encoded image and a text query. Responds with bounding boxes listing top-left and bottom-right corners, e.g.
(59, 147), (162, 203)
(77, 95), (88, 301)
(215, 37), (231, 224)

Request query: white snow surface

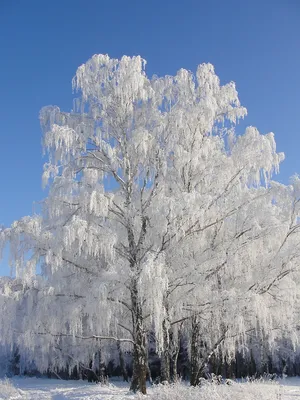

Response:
(1, 377), (300, 400)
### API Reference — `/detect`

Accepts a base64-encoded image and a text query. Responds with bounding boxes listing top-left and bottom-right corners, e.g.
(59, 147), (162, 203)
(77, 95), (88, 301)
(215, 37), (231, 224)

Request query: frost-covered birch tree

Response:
(0, 54), (298, 393)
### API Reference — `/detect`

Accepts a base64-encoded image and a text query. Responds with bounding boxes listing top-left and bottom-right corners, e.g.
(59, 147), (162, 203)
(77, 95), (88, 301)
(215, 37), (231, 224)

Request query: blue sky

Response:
(0, 0), (299, 274)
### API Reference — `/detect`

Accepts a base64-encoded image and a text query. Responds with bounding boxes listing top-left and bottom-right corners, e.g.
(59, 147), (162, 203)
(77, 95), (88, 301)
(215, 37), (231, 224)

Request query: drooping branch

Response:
(36, 330), (135, 345)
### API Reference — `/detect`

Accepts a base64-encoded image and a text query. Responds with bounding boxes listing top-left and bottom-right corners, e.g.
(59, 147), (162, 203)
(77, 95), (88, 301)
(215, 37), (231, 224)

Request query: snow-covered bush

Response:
(0, 378), (22, 399)
(142, 381), (281, 400)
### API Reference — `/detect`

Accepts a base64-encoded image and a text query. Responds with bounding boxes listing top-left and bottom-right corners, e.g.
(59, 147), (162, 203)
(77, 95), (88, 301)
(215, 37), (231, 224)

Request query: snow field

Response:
(1, 378), (300, 400)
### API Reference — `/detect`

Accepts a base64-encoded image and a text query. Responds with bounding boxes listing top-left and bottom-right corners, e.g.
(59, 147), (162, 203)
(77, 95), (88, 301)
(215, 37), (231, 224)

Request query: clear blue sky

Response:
(0, 0), (299, 274)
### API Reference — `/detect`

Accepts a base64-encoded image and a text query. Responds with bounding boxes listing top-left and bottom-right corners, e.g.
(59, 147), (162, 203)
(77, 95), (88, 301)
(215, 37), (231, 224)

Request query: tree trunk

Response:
(95, 348), (107, 384)
(170, 338), (180, 381)
(190, 315), (203, 386)
(129, 279), (147, 394)
(160, 318), (171, 382)
(130, 328), (147, 393)
(190, 316), (226, 386)
(147, 359), (153, 385)
(117, 341), (128, 382)
(169, 325), (181, 382)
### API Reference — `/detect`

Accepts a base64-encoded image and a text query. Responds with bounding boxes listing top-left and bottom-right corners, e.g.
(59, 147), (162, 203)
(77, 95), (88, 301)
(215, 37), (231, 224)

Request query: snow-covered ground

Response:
(0, 377), (134, 399)
(1, 377), (300, 399)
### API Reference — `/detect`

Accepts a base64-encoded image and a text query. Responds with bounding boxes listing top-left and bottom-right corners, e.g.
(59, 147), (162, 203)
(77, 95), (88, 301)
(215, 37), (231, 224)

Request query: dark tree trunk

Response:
(117, 341), (128, 382)
(170, 335), (180, 381)
(146, 359), (153, 385)
(130, 330), (147, 393)
(129, 279), (147, 394)
(91, 348), (107, 384)
(190, 315), (203, 386)
(190, 315), (227, 386)
(98, 363), (107, 384)
(160, 318), (171, 382)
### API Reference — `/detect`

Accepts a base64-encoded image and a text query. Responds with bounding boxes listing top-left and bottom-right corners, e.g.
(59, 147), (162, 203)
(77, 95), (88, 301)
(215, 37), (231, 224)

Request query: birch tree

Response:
(0, 54), (297, 393)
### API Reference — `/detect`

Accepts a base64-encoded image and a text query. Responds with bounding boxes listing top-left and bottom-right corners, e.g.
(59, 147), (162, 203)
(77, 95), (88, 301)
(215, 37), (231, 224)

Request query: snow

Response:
(1, 378), (300, 400)
(0, 377), (134, 400)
